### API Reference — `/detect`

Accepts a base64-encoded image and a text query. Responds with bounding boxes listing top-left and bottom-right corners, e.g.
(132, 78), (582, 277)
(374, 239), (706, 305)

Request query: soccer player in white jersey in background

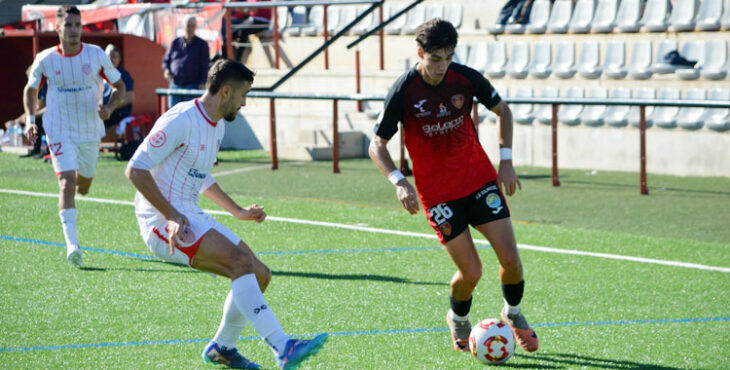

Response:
(24, 6), (126, 267)
(125, 59), (327, 369)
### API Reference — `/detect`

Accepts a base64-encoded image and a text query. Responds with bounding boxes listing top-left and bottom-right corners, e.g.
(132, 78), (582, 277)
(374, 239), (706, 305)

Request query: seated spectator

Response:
(103, 44), (135, 133)
(230, 0), (292, 67)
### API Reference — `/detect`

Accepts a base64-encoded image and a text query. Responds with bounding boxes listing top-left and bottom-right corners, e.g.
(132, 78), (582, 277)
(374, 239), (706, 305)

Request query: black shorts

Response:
(426, 181), (511, 244)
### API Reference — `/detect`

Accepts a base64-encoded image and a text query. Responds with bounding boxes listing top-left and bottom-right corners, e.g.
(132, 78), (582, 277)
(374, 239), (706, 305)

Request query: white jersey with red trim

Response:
(27, 43), (121, 140)
(131, 99), (225, 218)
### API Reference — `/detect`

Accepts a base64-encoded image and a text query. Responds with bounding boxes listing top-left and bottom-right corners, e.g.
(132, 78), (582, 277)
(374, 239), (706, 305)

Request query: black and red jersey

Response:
(374, 62), (502, 208)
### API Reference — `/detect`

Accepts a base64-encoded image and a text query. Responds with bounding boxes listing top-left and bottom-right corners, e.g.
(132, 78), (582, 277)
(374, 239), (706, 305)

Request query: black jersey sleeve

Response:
(373, 70), (413, 141)
(452, 63), (502, 110)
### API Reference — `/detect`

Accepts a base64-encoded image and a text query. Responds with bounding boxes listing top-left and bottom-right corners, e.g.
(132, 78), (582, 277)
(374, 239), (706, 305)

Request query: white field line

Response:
(2, 188), (728, 273)
(212, 164), (272, 177)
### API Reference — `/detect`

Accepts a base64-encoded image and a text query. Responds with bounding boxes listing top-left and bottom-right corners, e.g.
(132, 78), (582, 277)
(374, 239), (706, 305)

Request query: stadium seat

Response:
(529, 41), (552, 78)
(605, 87), (632, 127)
(722, 1), (730, 30)
(351, 6), (375, 35)
(300, 6), (324, 36)
(486, 41), (507, 78)
(426, 4), (444, 21)
(334, 6), (358, 35)
(402, 5), (426, 34)
(558, 87), (584, 126)
(628, 87), (656, 128)
(578, 41), (602, 79)
(705, 88), (730, 131)
(444, 4), (463, 29)
(669, 0), (698, 31)
(554, 41), (577, 78)
(696, 0), (723, 31)
(591, 0), (618, 33)
(384, 5), (407, 34)
(581, 87), (609, 126)
(453, 43), (470, 65)
(466, 42), (488, 73)
(650, 39), (680, 74)
(700, 39), (728, 79)
(526, 0), (552, 34)
(652, 87), (681, 129)
(325, 6), (343, 35)
(569, 0), (595, 33)
(616, 0), (641, 32)
(536, 87), (560, 125)
(677, 88), (706, 130)
(628, 40), (654, 80)
(676, 41), (705, 80)
(488, 21), (506, 35)
(512, 87), (535, 125)
(276, 6), (289, 34)
(507, 42), (530, 78)
(640, 0), (670, 32)
(285, 6), (309, 36)
(603, 40), (628, 79)
(548, 0), (572, 33)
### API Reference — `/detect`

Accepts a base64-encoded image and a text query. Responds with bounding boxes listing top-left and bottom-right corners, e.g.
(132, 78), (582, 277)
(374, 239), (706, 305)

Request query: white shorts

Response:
(47, 137), (100, 178)
(137, 211), (241, 266)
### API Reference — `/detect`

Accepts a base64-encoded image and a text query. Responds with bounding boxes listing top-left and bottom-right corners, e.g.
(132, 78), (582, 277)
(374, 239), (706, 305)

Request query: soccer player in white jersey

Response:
(125, 59), (327, 369)
(23, 6), (126, 267)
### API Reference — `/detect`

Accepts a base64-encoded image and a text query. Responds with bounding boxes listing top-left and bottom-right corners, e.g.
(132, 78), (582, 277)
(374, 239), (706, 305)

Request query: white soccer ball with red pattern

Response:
(469, 318), (514, 365)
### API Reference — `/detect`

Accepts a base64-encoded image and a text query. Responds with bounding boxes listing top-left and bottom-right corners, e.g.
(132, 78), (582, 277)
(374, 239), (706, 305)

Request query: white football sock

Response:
(59, 208), (79, 248)
(212, 290), (248, 349)
(503, 300), (521, 316)
(448, 309), (469, 322)
(231, 274), (289, 357)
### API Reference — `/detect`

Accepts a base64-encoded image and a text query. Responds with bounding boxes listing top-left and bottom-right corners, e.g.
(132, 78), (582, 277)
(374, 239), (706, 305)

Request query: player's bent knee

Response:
(500, 253), (522, 274)
(462, 268), (482, 286)
(228, 249), (255, 279)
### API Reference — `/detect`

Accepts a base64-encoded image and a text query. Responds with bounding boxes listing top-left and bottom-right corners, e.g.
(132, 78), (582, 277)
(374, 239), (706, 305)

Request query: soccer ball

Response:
(468, 318), (515, 365)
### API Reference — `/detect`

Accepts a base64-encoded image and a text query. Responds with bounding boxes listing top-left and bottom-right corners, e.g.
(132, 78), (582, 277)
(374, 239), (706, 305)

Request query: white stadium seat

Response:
(444, 4), (464, 29)
(696, 0), (723, 31)
(512, 87), (535, 125)
(466, 42), (488, 73)
(641, 0), (670, 32)
(426, 4), (444, 21)
(591, 0), (618, 33)
(554, 41), (577, 78)
(548, 0), (572, 33)
(384, 5), (407, 34)
(276, 6), (289, 34)
(669, 0), (698, 31)
(676, 41), (705, 80)
(558, 87), (584, 126)
(628, 87), (656, 128)
(705, 88), (730, 131)
(453, 43), (470, 65)
(529, 41), (552, 78)
(700, 39), (728, 80)
(351, 6), (375, 36)
(402, 5), (426, 34)
(569, 0), (595, 33)
(486, 41), (507, 78)
(526, 0), (552, 34)
(677, 88), (707, 130)
(581, 87), (609, 127)
(536, 87), (560, 125)
(628, 40), (654, 80)
(603, 40), (628, 79)
(506, 42), (530, 78)
(650, 39), (680, 74)
(300, 6), (324, 36)
(652, 87), (681, 129)
(325, 6), (342, 35)
(605, 87), (632, 127)
(578, 41), (602, 79)
(334, 6), (358, 35)
(723, 0), (730, 30)
(616, 0), (641, 32)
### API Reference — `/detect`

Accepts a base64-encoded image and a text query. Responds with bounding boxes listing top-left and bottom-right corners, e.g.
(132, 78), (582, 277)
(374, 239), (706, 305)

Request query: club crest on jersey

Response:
(438, 221), (452, 236)
(437, 103), (451, 118)
(81, 63), (92, 75)
(149, 131), (167, 148)
(451, 94), (464, 109)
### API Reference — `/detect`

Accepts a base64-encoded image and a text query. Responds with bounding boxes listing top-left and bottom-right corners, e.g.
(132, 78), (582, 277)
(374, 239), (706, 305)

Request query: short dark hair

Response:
(206, 59), (255, 94)
(56, 6), (81, 20)
(415, 18), (458, 53)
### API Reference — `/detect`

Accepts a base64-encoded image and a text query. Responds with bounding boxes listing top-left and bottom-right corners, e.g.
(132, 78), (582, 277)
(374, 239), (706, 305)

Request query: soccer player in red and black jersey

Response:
(369, 19), (538, 354)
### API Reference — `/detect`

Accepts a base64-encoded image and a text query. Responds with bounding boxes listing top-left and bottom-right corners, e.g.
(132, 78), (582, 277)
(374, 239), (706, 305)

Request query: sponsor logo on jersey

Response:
(422, 115), (464, 136)
(187, 168), (207, 179)
(82, 63), (92, 75)
(414, 99), (431, 117)
(56, 86), (91, 93)
(437, 103), (451, 118)
(451, 94), (465, 109)
(486, 193), (503, 214)
(149, 131), (167, 148)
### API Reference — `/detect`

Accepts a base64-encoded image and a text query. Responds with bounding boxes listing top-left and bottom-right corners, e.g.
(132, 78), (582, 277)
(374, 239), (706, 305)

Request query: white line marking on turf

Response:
(2, 188), (728, 273)
(212, 164), (272, 177)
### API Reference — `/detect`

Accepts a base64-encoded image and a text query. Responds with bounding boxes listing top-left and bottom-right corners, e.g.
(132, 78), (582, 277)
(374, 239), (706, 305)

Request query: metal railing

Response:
(156, 88), (730, 194)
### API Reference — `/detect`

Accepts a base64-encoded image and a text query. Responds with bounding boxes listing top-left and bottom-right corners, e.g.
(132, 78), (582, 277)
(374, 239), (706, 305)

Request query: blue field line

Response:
(1, 317), (728, 353)
(0, 235), (155, 260)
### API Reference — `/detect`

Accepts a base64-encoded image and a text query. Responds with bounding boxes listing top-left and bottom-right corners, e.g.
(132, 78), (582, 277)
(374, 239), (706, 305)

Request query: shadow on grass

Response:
(80, 258), (203, 274)
(513, 352), (682, 369)
(272, 270), (447, 286)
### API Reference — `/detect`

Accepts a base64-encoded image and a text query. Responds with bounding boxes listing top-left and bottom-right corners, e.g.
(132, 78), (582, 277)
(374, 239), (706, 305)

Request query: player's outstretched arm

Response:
(368, 135), (419, 215)
(202, 183), (266, 223)
(491, 100), (522, 196)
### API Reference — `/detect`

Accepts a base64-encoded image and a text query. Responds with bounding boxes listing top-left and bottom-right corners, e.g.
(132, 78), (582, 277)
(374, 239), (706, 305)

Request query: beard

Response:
(224, 112), (237, 122)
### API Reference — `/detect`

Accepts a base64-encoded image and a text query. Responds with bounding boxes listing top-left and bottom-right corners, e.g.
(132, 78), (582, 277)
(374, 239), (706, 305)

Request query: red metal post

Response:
(472, 104), (478, 136)
(324, 5), (329, 70)
(355, 50), (362, 112)
(158, 94), (168, 116)
(32, 28), (39, 57)
(379, 4), (384, 70)
(551, 104), (560, 186)
(639, 105), (649, 195)
(225, 9), (233, 60)
(269, 98), (278, 170)
(333, 99), (340, 173)
(273, 6), (280, 69)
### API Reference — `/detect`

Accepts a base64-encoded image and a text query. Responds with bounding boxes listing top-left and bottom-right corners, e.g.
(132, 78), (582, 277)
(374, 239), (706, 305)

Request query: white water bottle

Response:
(14, 122), (24, 147)
(11, 122), (20, 146)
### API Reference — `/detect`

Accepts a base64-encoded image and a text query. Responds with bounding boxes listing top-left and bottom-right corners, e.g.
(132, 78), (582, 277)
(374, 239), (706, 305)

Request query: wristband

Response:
(388, 170), (406, 185)
(500, 147), (513, 161)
